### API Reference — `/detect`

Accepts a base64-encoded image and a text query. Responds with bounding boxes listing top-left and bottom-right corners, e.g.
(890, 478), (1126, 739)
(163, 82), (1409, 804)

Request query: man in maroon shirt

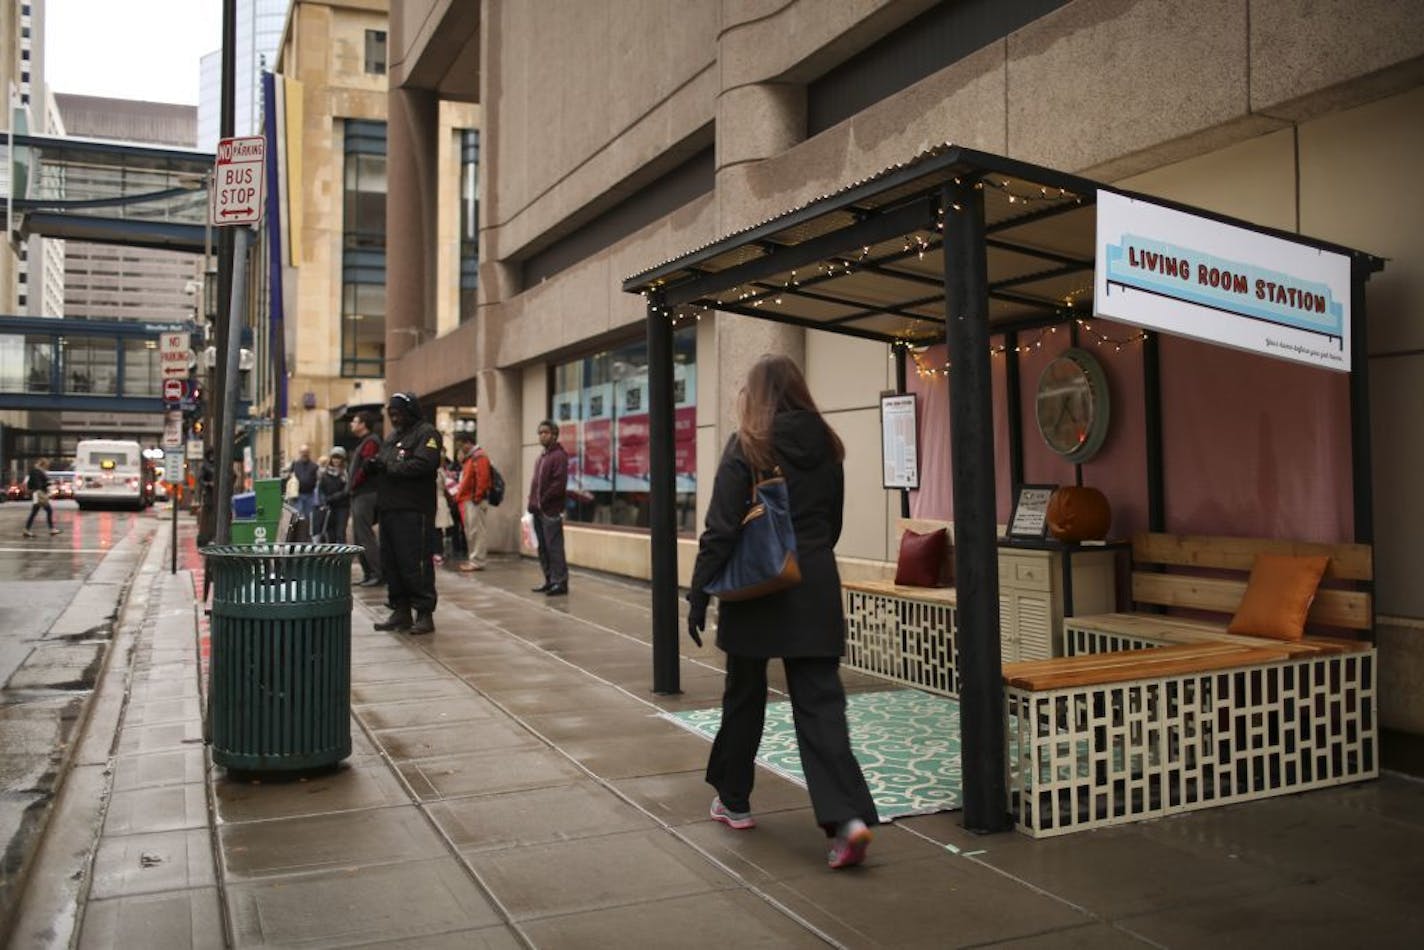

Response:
(528, 419), (569, 594)
(348, 410), (383, 586)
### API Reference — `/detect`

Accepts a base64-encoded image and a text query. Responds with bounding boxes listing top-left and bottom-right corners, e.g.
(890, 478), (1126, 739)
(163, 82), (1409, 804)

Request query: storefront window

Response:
(551, 328), (697, 532)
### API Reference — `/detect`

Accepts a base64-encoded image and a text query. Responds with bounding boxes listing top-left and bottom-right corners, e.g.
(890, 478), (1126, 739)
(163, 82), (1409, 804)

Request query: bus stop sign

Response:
(211, 136), (266, 227)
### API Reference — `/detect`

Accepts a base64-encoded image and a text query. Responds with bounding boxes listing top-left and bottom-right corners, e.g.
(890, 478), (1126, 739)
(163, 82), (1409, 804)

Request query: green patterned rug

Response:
(663, 688), (961, 820)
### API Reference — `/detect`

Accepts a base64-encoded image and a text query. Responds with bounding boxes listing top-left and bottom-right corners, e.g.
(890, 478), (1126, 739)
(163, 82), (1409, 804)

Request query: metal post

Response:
(1005, 331), (1023, 490)
(647, 292), (681, 694)
(1142, 331), (1164, 532)
(893, 345), (911, 519)
(214, 228), (250, 545)
(171, 444), (181, 573)
(942, 180), (1010, 833)
(1349, 260), (1373, 547)
(211, 0), (237, 530)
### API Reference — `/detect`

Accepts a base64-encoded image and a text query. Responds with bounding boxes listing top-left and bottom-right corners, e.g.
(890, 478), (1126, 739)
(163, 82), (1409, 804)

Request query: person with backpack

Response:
(22, 458), (62, 538)
(454, 432), (498, 572)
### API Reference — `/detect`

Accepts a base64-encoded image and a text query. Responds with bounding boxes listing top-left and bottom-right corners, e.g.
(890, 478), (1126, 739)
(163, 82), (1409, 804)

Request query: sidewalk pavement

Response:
(12, 518), (1424, 948)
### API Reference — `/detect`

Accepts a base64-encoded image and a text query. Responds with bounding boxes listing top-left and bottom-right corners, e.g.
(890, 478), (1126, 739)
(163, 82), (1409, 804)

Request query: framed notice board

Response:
(880, 393), (919, 490)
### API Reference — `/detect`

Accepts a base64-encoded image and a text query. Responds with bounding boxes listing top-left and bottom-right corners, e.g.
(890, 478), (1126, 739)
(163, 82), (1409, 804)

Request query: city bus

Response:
(74, 439), (147, 510)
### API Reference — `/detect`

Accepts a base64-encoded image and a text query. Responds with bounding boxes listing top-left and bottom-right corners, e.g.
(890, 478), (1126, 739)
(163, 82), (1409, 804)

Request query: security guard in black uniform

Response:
(370, 391), (444, 634)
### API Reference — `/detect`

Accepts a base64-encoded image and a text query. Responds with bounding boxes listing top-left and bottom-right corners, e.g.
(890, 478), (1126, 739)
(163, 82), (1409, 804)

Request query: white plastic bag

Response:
(521, 511), (540, 553)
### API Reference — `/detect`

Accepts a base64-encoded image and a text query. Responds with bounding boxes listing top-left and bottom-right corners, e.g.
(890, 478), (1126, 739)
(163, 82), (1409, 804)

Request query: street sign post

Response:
(210, 136), (266, 227)
(159, 331), (192, 381)
(162, 410), (183, 449)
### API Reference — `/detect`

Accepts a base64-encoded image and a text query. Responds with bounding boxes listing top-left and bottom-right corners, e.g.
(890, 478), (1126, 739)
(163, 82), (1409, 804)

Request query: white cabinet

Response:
(997, 545), (1118, 661)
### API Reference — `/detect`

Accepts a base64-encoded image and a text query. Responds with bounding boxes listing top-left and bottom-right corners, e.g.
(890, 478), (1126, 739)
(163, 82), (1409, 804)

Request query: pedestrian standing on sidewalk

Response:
(285, 444), (320, 523)
(527, 419), (569, 595)
(371, 392), (443, 635)
(687, 354), (879, 870)
(315, 447), (350, 543)
(454, 432), (491, 572)
(22, 458), (61, 538)
(348, 410), (383, 586)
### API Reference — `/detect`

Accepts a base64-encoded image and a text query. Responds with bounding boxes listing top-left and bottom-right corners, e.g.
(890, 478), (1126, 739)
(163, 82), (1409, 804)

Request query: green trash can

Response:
(203, 542), (365, 773)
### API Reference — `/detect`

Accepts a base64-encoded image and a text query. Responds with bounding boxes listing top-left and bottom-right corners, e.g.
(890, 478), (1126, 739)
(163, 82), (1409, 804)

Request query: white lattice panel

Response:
(1065, 624), (1163, 657)
(844, 589), (959, 697)
(1007, 651), (1378, 837)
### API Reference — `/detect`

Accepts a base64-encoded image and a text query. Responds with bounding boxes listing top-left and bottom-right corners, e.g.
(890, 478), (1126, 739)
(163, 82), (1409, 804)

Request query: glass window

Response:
(0, 334), (53, 392)
(365, 30), (387, 75)
(342, 120), (386, 377)
(123, 338), (162, 397)
(458, 129), (479, 319)
(59, 336), (117, 395)
(550, 328), (697, 532)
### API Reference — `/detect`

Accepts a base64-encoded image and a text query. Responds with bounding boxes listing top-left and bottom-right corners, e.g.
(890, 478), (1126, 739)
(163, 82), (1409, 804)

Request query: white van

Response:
(74, 439), (146, 510)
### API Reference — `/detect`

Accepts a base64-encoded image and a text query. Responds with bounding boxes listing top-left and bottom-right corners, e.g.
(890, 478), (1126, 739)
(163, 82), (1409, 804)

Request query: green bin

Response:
(203, 542), (365, 772)
(229, 519), (280, 545)
(252, 477), (285, 519)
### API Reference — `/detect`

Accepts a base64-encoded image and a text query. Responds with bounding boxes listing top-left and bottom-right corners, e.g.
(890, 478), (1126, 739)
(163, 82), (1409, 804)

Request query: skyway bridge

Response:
(9, 133), (214, 254)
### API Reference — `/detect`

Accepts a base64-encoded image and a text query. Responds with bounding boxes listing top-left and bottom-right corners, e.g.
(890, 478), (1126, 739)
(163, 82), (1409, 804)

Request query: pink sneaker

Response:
(827, 818), (872, 869)
(710, 797), (756, 830)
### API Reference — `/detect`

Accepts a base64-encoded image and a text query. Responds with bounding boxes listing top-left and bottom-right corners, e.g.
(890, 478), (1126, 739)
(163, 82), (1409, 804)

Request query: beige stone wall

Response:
(268, 1), (476, 463)
(389, 2), (1424, 733)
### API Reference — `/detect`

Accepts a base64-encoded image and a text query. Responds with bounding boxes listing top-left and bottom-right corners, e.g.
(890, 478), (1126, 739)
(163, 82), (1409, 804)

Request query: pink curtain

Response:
(900, 319), (1351, 544)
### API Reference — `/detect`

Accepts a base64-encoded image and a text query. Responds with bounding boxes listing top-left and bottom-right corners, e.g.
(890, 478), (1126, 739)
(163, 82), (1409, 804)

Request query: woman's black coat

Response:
(689, 410), (845, 659)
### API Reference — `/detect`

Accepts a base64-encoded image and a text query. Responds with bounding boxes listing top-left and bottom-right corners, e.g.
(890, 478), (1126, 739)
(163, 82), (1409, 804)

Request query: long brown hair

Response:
(736, 354), (844, 471)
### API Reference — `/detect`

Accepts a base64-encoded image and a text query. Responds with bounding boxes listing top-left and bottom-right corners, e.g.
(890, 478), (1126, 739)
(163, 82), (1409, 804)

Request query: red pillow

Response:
(895, 528), (949, 587)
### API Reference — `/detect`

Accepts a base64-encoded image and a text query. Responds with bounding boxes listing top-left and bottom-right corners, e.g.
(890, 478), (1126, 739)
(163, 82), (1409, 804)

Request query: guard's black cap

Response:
(387, 391), (421, 417)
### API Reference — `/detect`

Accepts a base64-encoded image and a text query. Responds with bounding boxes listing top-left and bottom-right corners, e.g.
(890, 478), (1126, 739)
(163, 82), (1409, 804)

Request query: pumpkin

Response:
(1046, 486), (1111, 542)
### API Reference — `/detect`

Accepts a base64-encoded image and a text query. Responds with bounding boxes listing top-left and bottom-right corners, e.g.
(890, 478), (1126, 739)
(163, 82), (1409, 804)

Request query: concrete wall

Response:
(267, 0), (476, 470)
(389, 0), (1424, 728)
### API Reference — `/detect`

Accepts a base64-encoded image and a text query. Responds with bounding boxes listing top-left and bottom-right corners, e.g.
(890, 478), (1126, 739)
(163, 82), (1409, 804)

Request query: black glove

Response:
(686, 592), (708, 648)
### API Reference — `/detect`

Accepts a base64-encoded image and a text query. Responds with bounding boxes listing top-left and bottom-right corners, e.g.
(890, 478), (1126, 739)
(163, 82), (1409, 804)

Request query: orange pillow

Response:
(895, 528), (950, 588)
(1227, 554), (1330, 641)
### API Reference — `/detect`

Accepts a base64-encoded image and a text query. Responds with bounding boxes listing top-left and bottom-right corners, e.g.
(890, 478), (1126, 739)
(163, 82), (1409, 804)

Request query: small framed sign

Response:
(1008, 484), (1057, 539)
(879, 393), (919, 490)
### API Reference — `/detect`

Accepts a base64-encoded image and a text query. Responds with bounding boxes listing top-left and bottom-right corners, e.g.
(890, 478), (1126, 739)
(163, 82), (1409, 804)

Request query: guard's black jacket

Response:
(374, 420), (442, 516)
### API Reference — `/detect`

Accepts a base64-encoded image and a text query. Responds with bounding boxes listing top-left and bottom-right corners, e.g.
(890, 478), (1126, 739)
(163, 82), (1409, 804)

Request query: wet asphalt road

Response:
(0, 500), (143, 689)
(0, 498), (161, 937)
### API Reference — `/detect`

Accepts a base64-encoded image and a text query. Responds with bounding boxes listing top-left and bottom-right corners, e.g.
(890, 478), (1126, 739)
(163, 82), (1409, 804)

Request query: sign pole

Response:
(171, 442), (180, 574)
(214, 227), (250, 545)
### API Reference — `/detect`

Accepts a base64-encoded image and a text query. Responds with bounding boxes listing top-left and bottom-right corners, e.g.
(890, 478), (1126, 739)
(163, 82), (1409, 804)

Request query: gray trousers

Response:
(351, 492), (381, 577)
(535, 512), (567, 585)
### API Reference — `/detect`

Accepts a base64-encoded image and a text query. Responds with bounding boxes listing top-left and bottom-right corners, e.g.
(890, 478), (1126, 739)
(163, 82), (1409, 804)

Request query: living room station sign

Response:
(1094, 190), (1352, 372)
(210, 135), (266, 227)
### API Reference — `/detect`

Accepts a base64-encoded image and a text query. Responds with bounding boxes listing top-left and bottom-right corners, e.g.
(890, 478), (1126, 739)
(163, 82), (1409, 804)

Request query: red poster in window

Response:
(617, 413), (649, 480)
(675, 406), (696, 476)
(583, 418), (612, 480)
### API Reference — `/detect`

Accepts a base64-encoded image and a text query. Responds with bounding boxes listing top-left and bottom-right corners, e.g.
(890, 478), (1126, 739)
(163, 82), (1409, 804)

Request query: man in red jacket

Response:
(454, 432), (491, 572)
(528, 419), (569, 595)
(347, 410), (383, 586)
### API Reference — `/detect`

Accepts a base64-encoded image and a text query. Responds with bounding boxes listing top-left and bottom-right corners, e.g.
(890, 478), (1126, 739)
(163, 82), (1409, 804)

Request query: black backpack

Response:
(486, 463), (506, 506)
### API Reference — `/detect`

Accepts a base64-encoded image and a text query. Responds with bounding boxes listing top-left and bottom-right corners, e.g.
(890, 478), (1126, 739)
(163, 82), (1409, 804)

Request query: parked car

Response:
(6, 481), (29, 502)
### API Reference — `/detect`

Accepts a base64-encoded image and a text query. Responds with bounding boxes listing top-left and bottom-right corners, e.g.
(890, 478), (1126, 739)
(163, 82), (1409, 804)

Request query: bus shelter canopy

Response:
(623, 143), (1382, 342)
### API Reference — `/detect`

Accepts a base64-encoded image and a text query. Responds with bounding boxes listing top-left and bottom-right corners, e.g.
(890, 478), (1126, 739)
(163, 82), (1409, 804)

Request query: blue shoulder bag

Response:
(704, 468), (801, 602)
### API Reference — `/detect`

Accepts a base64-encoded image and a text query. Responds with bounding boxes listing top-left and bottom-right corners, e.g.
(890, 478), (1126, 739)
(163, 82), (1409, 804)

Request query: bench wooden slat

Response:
(1003, 642), (1242, 679)
(1132, 533), (1373, 581)
(842, 579), (956, 605)
(1007, 645), (1291, 690)
(1066, 612), (1370, 654)
(1131, 572), (1371, 629)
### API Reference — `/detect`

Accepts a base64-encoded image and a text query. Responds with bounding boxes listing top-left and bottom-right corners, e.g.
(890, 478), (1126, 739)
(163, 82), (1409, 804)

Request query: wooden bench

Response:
(1063, 533), (1374, 657)
(842, 519), (958, 696)
(1006, 533), (1379, 837)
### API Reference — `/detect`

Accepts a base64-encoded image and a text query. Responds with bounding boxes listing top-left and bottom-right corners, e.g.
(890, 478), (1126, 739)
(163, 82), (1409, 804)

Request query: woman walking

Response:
(687, 354), (878, 869)
(23, 458), (62, 538)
